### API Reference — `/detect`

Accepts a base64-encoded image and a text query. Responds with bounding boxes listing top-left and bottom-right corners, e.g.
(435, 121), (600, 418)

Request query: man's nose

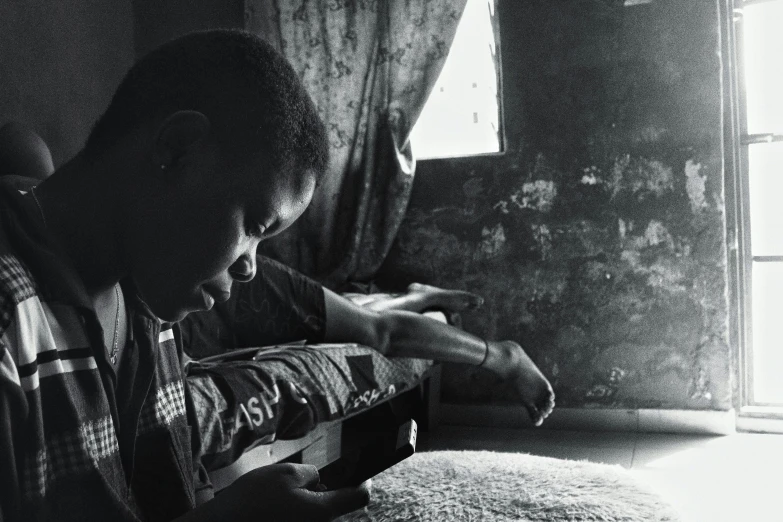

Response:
(228, 250), (257, 283)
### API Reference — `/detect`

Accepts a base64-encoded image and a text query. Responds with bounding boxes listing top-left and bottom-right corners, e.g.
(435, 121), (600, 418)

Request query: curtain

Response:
(246, 0), (468, 288)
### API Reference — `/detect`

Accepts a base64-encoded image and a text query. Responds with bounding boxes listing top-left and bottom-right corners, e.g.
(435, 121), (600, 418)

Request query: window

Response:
(409, 0), (503, 160)
(729, 0), (783, 413)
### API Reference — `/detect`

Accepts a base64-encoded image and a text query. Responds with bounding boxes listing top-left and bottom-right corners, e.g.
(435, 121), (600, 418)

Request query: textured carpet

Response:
(337, 450), (681, 521)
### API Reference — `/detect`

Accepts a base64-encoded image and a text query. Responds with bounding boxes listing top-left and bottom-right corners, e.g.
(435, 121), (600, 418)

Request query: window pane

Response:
(742, 2), (783, 134)
(751, 261), (783, 403)
(748, 142), (783, 256)
(409, 0), (501, 160)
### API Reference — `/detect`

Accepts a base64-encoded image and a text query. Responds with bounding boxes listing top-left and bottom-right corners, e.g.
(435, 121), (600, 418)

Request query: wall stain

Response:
(610, 155), (674, 199)
(480, 223), (506, 258)
(685, 159), (707, 213)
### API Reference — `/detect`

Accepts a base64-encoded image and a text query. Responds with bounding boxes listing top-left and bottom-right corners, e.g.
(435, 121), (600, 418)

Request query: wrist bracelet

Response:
(479, 339), (490, 367)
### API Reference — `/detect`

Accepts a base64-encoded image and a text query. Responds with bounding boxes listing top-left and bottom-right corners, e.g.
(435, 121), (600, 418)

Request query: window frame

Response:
(725, 0), (783, 418)
(412, 0), (507, 162)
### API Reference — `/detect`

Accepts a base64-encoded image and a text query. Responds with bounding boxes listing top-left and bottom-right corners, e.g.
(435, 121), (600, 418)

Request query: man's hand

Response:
(181, 463), (371, 522)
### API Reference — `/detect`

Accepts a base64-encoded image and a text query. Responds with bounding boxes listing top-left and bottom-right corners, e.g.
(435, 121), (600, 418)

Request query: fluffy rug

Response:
(337, 450), (681, 521)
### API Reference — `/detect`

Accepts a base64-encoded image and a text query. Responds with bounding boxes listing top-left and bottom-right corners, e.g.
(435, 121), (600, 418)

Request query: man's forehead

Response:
(237, 163), (315, 206)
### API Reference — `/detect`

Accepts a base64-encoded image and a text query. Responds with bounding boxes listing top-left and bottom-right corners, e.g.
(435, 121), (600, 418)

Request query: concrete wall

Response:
(132, 0), (244, 57)
(380, 0), (732, 411)
(0, 0), (245, 164)
(0, 0), (136, 166)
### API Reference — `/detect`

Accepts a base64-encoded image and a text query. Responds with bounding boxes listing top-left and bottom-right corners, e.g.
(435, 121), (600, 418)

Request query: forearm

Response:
(323, 287), (495, 368)
(362, 311), (515, 378)
(379, 310), (487, 365)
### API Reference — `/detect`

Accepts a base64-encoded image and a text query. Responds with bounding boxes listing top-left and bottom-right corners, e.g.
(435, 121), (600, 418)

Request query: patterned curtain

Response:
(246, 0), (468, 288)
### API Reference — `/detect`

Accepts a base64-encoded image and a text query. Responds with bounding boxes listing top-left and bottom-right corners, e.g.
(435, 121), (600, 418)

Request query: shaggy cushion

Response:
(338, 450), (681, 521)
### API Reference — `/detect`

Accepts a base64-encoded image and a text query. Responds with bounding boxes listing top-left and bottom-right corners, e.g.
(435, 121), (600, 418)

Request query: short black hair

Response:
(85, 29), (328, 181)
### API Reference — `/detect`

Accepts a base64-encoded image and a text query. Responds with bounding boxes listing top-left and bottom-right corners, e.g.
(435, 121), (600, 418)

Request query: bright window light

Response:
(742, 2), (783, 135)
(748, 142), (783, 257)
(751, 261), (783, 403)
(409, 0), (502, 160)
(741, 1), (783, 406)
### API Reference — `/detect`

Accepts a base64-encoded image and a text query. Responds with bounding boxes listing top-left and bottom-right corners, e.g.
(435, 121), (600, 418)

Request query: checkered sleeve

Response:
(0, 343), (26, 522)
(182, 371), (215, 506)
(137, 380), (187, 435)
(0, 255), (36, 336)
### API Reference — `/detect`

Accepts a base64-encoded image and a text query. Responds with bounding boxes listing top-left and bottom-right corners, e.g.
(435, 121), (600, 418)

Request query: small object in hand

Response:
(318, 419), (417, 491)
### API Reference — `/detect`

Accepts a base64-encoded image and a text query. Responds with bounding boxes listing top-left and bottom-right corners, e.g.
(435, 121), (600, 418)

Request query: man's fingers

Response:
(242, 465), (371, 521)
(265, 463), (321, 489)
(298, 464), (322, 490)
(316, 480), (372, 518)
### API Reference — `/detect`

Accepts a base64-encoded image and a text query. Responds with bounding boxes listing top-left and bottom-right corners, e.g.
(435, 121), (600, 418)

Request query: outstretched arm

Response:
(181, 255), (554, 426)
(324, 287), (486, 364)
(322, 287), (555, 426)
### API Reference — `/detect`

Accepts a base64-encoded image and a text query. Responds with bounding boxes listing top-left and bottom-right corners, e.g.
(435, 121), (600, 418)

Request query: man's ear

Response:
(152, 111), (211, 170)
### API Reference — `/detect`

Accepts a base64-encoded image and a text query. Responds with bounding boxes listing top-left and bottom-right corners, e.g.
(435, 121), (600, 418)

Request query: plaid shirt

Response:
(0, 181), (207, 522)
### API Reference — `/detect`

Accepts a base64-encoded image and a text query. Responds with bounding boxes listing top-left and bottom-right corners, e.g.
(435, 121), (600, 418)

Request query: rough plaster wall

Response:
(380, 0), (731, 410)
(0, 0), (135, 166)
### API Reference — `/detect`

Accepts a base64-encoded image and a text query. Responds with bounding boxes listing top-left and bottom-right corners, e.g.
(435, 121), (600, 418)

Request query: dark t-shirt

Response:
(180, 255), (326, 359)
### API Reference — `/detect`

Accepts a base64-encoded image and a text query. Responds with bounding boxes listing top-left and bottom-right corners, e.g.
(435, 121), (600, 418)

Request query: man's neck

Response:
(32, 152), (127, 297)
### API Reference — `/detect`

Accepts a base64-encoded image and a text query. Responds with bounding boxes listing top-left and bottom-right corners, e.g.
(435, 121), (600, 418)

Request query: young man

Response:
(0, 30), (368, 522)
(0, 124), (556, 426)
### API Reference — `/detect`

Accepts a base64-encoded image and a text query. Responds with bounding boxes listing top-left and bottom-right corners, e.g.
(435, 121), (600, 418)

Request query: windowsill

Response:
(737, 410), (783, 434)
(415, 150), (506, 162)
(739, 405), (783, 418)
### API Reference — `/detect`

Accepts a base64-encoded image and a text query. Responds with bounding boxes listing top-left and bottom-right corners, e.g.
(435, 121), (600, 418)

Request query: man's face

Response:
(124, 141), (316, 322)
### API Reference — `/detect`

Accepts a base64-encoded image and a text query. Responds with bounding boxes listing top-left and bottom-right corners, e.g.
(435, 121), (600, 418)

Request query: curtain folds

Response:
(246, 0), (468, 288)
